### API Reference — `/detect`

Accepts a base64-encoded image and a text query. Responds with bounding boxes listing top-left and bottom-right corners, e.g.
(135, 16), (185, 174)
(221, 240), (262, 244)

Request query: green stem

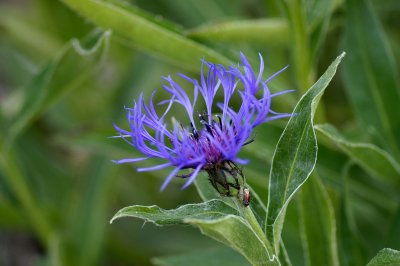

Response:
(231, 198), (278, 264)
(283, 0), (326, 123)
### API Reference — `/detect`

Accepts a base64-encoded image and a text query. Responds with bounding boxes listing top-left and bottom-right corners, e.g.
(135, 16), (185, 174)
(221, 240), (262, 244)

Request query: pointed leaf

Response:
(367, 248), (400, 266)
(111, 199), (276, 265)
(111, 198), (276, 265)
(266, 52), (345, 252)
(110, 199), (237, 225)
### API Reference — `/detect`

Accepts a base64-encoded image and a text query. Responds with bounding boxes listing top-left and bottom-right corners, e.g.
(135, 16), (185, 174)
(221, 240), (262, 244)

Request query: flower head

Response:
(114, 53), (293, 192)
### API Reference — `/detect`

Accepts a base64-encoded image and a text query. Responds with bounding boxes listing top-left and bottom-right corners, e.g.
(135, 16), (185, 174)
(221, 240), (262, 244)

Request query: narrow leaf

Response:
(60, 0), (231, 71)
(266, 52), (346, 253)
(366, 248), (400, 266)
(343, 0), (400, 158)
(187, 18), (289, 45)
(110, 199), (237, 225)
(299, 175), (339, 266)
(315, 124), (400, 185)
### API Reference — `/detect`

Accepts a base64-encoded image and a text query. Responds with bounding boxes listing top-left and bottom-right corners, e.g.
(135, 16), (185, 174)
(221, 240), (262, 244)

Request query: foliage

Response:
(0, 0), (399, 265)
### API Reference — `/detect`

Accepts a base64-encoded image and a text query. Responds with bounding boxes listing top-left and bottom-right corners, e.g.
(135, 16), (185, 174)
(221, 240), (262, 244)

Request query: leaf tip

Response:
(110, 209), (124, 224)
(109, 215), (117, 224)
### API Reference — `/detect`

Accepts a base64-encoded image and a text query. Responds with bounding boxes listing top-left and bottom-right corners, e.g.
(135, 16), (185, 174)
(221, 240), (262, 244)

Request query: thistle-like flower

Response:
(114, 53), (292, 193)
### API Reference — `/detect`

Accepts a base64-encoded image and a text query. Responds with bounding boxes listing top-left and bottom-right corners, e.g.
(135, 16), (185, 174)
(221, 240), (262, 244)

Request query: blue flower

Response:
(114, 53), (293, 191)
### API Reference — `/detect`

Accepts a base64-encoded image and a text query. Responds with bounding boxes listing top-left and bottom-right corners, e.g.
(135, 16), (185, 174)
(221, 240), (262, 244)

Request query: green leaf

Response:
(60, 0), (231, 71)
(187, 18), (289, 45)
(186, 215), (277, 266)
(4, 30), (110, 148)
(366, 248), (400, 266)
(110, 199), (238, 225)
(152, 246), (250, 266)
(315, 124), (400, 185)
(342, 0), (400, 158)
(299, 175), (339, 266)
(266, 52), (345, 253)
(111, 199), (276, 265)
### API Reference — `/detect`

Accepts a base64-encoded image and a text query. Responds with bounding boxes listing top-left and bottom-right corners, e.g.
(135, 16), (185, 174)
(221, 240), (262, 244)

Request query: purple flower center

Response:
(184, 114), (241, 168)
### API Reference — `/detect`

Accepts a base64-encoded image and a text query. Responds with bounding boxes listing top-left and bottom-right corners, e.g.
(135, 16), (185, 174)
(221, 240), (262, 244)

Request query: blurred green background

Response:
(0, 0), (399, 265)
